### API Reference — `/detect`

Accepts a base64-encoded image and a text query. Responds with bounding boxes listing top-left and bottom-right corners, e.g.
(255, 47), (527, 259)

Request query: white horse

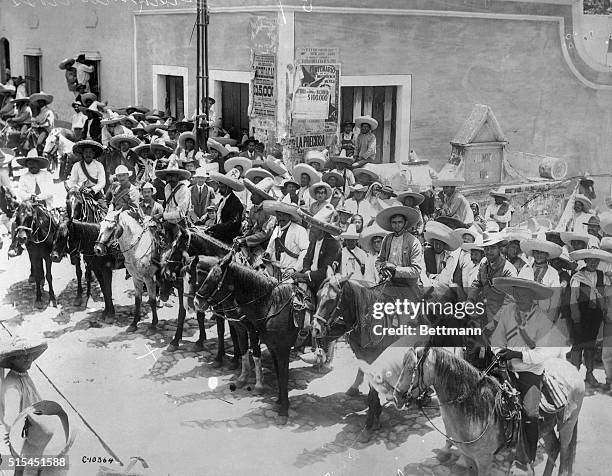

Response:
(93, 210), (159, 332)
(43, 128), (75, 175)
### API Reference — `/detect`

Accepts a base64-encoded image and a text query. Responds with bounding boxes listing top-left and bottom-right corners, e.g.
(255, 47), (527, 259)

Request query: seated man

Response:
(139, 182), (163, 218)
(68, 140), (107, 209)
(238, 177), (277, 265)
(106, 165), (139, 213)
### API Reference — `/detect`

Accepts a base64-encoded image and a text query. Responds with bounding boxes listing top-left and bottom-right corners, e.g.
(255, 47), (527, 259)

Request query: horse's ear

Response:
(219, 251), (233, 268)
(326, 266), (335, 279)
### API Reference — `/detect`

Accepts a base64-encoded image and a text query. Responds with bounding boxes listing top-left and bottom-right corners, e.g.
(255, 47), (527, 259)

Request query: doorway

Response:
(220, 81), (249, 140)
(0, 38), (10, 83)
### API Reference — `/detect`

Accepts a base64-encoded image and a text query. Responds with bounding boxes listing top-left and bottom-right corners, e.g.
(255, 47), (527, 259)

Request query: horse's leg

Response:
(541, 428), (560, 476)
(146, 277), (158, 330)
(250, 325), (264, 394)
(167, 280), (186, 352)
(474, 454), (492, 476)
(192, 311), (207, 351)
(269, 346), (281, 404)
(103, 265), (115, 318)
(212, 315), (225, 367)
(127, 277), (142, 332)
(44, 255), (56, 307)
(362, 386), (382, 440)
(275, 344), (291, 425)
(346, 369), (364, 397)
(228, 322), (241, 370)
(558, 418), (579, 476)
(73, 253), (83, 307)
(84, 263), (92, 308)
(234, 324), (251, 388)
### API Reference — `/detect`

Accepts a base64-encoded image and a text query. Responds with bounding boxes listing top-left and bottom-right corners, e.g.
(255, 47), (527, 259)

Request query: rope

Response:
(0, 321), (125, 467)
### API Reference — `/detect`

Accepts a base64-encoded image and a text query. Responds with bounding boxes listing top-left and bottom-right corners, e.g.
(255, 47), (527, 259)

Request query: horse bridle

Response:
(312, 275), (347, 332)
(393, 346), (432, 408)
(16, 204), (53, 244)
(94, 213), (148, 254)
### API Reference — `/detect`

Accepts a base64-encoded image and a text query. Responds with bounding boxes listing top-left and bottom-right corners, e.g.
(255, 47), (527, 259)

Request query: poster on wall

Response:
(251, 116), (276, 146)
(295, 47), (340, 64)
(291, 63), (340, 133)
(252, 53), (276, 117)
(249, 16), (278, 55)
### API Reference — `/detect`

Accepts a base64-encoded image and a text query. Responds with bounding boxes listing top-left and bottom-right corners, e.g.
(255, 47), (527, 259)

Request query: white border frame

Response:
(209, 69), (253, 127)
(151, 64), (189, 119)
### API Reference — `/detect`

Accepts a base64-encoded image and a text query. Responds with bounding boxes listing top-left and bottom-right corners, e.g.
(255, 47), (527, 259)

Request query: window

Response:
(340, 85), (397, 163)
(24, 55), (41, 95)
(163, 75), (185, 120)
(0, 38), (10, 83)
(221, 81), (249, 140)
(87, 60), (101, 99)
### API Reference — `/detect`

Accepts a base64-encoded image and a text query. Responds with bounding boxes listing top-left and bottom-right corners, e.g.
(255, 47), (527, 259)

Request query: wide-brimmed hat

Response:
(0, 336), (48, 368)
(587, 215), (600, 227)
(30, 92), (53, 105)
(503, 227), (531, 243)
(178, 132), (197, 150)
(207, 138), (229, 157)
(215, 137), (238, 146)
(341, 120), (355, 128)
(192, 167), (210, 179)
(349, 183), (369, 194)
(174, 121), (194, 133)
(521, 239), (562, 259)
(16, 156), (49, 169)
(493, 277), (553, 301)
(359, 223), (387, 253)
(353, 168), (380, 184)
(141, 182), (156, 191)
(462, 235), (485, 252)
(244, 167), (273, 182)
(143, 123), (168, 134)
(340, 224), (360, 240)
(560, 231), (592, 248)
(262, 200), (301, 222)
(10, 97), (30, 105)
(355, 115), (378, 131)
(569, 249), (612, 263)
(309, 181), (333, 200)
(72, 139), (103, 158)
(304, 150), (326, 168)
(379, 185), (397, 197)
(322, 171), (345, 187)
(121, 115), (139, 127)
(574, 194), (592, 210)
(150, 142), (173, 156)
(489, 188), (509, 201)
(335, 205), (353, 216)
(81, 92), (97, 104)
(331, 149), (353, 166)
(402, 149), (429, 166)
(58, 58), (75, 70)
(424, 221), (462, 251)
(454, 227), (480, 243)
(600, 237), (612, 252)
(375, 206), (420, 232)
(132, 144), (150, 157)
(224, 156), (252, 174)
(481, 231), (507, 247)
(109, 134), (140, 150)
(208, 171), (245, 192)
(293, 163), (321, 186)
(123, 105), (150, 115)
(282, 177), (300, 189)
(83, 102), (103, 118)
(434, 216), (466, 230)
(299, 204), (343, 236)
(579, 173), (594, 185)
(100, 113), (125, 126)
(243, 136), (258, 146)
(265, 156), (289, 177)
(244, 177), (275, 201)
(114, 165), (130, 176)
(155, 163), (191, 181)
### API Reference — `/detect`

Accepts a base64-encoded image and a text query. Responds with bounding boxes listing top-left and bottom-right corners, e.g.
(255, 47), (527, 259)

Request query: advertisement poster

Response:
(251, 116), (276, 146)
(252, 53), (276, 117)
(295, 47), (340, 64)
(291, 63), (340, 133)
(249, 16), (278, 55)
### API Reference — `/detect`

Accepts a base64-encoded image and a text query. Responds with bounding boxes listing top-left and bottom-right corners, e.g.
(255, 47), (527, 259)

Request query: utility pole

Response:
(195, 0), (210, 151)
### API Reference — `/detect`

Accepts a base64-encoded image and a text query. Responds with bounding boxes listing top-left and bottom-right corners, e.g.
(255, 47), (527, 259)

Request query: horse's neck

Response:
(120, 214), (155, 260)
(191, 233), (229, 257)
(59, 134), (74, 152)
(426, 348), (483, 402)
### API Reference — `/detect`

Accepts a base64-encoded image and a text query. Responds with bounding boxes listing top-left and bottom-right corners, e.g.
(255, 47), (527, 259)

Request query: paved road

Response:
(0, 179), (610, 475)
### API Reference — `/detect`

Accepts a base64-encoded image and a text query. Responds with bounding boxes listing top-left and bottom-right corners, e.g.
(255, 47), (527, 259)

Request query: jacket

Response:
(207, 191), (244, 243)
(375, 231), (424, 285)
(301, 234), (342, 292)
(190, 184), (213, 220)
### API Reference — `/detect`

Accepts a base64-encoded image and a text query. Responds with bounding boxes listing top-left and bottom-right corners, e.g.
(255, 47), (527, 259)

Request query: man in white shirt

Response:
(566, 194), (594, 234)
(153, 166), (192, 225)
(339, 224), (376, 284)
(484, 189), (514, 231)
(292, 163), (319, 210)
(70, 101), (87, 140)
(74, 55), (95, 90)
(68, 140), (107, 206)
(17, 156), (54, 208)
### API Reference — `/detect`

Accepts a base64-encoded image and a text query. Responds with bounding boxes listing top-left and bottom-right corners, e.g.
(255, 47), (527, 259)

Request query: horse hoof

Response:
(255, 385), (265, 395)
(211, 359), (223, 369)
(50, 300), (57, 309)
(34, 300), (45, 310)
(190, 342), (204, 352)
(233, 379), (247, 389)
(73, 297), (83, 307)
(228, 359), (240, 371)
(358, 429), (373, 443)
(345, 387), (361, 397)
(126, 325), (137, 333)
(275, 415), (288, 426)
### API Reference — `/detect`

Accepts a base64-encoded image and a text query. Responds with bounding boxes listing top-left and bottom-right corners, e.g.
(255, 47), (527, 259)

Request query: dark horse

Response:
(61, 187), (108, 307)
(50, 219), (119, 319)
(195, 251), (299, 424)
(14, 202), (57, 308)
(160, 226), (259, 374)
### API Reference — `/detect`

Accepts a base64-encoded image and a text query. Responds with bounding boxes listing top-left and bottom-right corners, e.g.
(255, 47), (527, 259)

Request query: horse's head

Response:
(65, 188), (82, 221)
(43, 128), (59, 157)
(94, 211), (123, 255)
(160, 226), (189, 281)
(194, 251), (233, 311)
(14, 202), (36, 244)
(50, 218), (70, 262)
(378, 346), (432, 409)
(313, 268), (348, 338)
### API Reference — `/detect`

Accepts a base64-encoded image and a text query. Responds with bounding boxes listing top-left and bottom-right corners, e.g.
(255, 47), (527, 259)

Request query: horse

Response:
(13, 201), (57, 308)
(194, 251), (299, 424)
(94, 210), (159, 331)
(51, 218), (119, 319)
(160, 225), (260, 377)
(43, 128), (74, 176)
(381, 346), (583, 476)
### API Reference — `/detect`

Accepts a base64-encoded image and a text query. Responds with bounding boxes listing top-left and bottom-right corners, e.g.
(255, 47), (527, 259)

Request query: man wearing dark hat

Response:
(239, 137), (260, 160)
(337, 120), (356, 157)
(82, 103), (103, 143)
(105, 134), (142, 185)
(28, 92), (55, 155)
(68, 140), (107, 206)
(74, 54), (95, 91)
(205, 171), (245, 244)
(484, 189), (513, 231)
(330, 150), (355, 196)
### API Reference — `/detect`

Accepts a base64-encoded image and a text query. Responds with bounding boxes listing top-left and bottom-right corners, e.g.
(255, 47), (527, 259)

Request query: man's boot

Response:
(584, 349), (601, 387)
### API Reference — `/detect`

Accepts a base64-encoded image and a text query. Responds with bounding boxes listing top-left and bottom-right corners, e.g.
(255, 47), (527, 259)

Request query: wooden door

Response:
(0, 38), (10, 84)
(164, 75), (184, 120)
(221, 81), (249, 140)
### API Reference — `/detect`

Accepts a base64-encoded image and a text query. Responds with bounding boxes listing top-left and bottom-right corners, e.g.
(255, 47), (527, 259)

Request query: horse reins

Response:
(16, 205), (53, 244)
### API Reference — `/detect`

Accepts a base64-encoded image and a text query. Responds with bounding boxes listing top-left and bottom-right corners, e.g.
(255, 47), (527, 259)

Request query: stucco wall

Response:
(295, 12), (612, 182)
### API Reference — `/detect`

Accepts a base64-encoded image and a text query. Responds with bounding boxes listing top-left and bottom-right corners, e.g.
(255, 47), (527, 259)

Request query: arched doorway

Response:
(0, 38), (10, 83)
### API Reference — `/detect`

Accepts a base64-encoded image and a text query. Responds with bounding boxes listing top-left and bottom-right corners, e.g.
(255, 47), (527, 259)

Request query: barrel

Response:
(538, 157), (568, 180)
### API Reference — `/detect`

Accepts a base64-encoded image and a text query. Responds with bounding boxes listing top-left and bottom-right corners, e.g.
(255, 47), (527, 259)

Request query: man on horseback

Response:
(27, 93), (55, 156)
(67, 140), (107, 209)
(238, 177), (276, 265)
(491, 277), (562, 476)
(107, 165), (140, 213)
(139, 182), (163, 218)
(106, 134), (142, 185)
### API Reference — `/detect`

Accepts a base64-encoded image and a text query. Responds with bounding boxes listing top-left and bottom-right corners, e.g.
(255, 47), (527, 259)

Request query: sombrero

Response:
(375, 206), (420, 232)
(492, 277), (553, 301)
(579, 173), (594, 185)
(601, 237), (612, 252)
(462, 236), (485, 252)
(282, 177), (300, 189)
(208, 171), (245, 192)
(435, 216), (466, 230)
(336, 205), (353, 216)
(353, 168), (380, 183)
(574, 194), (592, 210)
(359, 223), (388, 254)
(224, 156), (252, 174)
(355, 115), (378, 131)
(215, 137), (238, 146)
(454, 227), (479, 243)
(265, 156), (289, 177)
(569, 249), (612, 263)
(101, 114), (126, 126)
(262, 200), (301, 222)
(145, 114), (161, 123)
(341, 120), (355, 128)
(293, 163), (321, 186)
(178, 132), (197, 150)
(379, 185), (397, 197)
(81, 92), (97, 104)
(244, 177), (275, 201)
(503, 227), (531, 243)
(72, 139), (103, 158)
(402, 149), (429, 166)
(520, 239), (562, 259)
(130, 111), (146, 122)
(299, 204), (343, 236)
(244, 167), (273, 182)
(144, 123), (168, 133)
(109, 134), (141, 150)
(30, 92), (53, 105)
(150, 142), (173, 156)
(124, 105), (150, 115)
(331, 149), (353, 166)
(560, 231), (592, 248)
(0, 336), (48, 368)
(120, 115), (139, 127)
(489, 188), (509, 201)
(10, 97), (30, 105)
(349, 183), (369, 194)
(304, 150), (326, 168)
(155, 163), (191, 181)
(207, 138), (229, 158)
(58, 58), (75, 70)
(8, 400), (75, 461)
(322, 171), (345, 187)
(424, 221), (462, 251)
(192, 167), (210, 179)
(174, 121), (194, 133)
(340, 224), (360, 240)
(83, 103), (103, 118)
(132, 143), (150, 157)
(309, 181), (333, 200)
(16, 156), (49, 169)
(481, 231), (507, 247)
